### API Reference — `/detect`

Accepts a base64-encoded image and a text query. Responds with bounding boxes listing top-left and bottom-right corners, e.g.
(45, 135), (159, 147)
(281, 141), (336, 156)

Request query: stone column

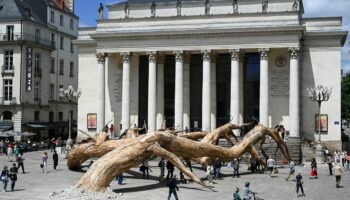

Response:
(147, 51), (157, 132)
(174, 51), (184, 130)
(259, 48), (269, 127)
(96, 53), (106, 132)
(121, 52), (130, 132)
(230, 49), (240, 126)
(183, 54), (191, 131)
(202, 50), (211, 132)
(156, 54), (165, 130)
(210, 54), (217, 132)
(289, 47), (300, 137)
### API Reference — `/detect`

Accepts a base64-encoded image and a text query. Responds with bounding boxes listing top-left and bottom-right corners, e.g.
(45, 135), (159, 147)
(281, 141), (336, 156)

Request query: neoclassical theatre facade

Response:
(75, 0), (347, 149)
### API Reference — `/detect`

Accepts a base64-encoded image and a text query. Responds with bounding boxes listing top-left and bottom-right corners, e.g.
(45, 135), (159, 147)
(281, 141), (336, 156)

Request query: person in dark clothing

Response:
(167, 175), (179, 200)
(326, 155), (333, 175)
(296, 172), (305, 197)
(214, 157), (222, 179)
(53, 151), (59, 170)
(166, 161), (174, 179)
(1, 166), (9, 192)
(17, 152), (25, 174)
(9, 163), (18, 191)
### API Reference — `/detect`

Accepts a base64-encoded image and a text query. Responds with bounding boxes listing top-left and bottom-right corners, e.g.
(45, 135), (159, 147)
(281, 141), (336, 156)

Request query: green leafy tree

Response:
(342, 72), (350, 121)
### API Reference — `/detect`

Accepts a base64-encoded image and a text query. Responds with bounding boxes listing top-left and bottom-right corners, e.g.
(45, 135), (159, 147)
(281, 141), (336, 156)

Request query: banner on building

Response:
(87, 113), (97, 130)
(26, 47), (33, 92)
(315, 114), (328, 132)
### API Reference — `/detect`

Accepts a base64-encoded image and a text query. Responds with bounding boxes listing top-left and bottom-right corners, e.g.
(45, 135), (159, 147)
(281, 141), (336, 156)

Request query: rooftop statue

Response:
(98, 3), (104, 19)
(176, 0), (181, 16)
(151, 1), (156, 17)
(262, 0), (268, 13)
(204, 0), (210, 15)
(124, 2), (129, 18)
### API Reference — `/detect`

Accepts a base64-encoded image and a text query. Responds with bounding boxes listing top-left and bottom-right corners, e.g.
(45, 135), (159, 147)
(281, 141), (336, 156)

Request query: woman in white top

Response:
(206, 162), (213, 184)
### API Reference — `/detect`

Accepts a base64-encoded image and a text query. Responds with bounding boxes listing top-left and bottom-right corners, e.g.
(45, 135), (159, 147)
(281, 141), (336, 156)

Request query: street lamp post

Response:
(307, 85), (332, 164)
(59, 85), (81, 150)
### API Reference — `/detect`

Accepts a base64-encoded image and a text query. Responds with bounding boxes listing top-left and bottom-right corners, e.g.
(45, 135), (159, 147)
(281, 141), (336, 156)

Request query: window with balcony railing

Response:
(60, 36), (64, 50)
(51, 33), (56, 49)
(50, 83), (55, 100)
(34, 81), (40, 101)
(34, 53), (42, 77)
(50, 10), (55, 23)
(6, 25), (14, 41)
(4, 50), (13, 70)
(60, 14), (64, 26)
(69, 62), (74, 77)
(50, 57), (55, 73)
(35, 29), (41, 44)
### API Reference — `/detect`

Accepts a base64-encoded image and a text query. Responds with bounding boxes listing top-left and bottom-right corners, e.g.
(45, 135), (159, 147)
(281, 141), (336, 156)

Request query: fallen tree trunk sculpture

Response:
(69, 123), (290, 192)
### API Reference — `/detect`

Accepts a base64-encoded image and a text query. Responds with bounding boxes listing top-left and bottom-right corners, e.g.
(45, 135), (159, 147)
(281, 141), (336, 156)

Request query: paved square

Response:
(1, 151), (350, 199)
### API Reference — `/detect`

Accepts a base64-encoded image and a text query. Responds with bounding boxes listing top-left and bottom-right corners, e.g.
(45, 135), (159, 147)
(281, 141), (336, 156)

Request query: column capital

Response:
(147, 51), (157, 63)
(288, 47), (300, 59)
(174, 50), (184, 62)
(201, 50), (211, 62)
(121, 52), (131, 63)
(96, 53), (107, 64)
(229, 49), (240, 61)
(259, 48), (270, 60)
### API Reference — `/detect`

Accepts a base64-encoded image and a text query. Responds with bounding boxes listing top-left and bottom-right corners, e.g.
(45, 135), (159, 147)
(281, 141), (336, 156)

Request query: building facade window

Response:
(34, 111), (40, 121)
(50, 57), (55, 73)
(34, 81), (41, 101)
(50, 84), (55, 100)
(3, 79), (13, 101)
(34, 53), (41, 72)
(70, 41), (74, 53)
(70, 18), (74, 30)
(6, 25), (14, 41)
(69, 62), (74, 77)
(60, 36), (64, 50)
(49, 111), (54, 122)
(58, 112), (63, 121)
(35, 29), (40, 43)
(3, 111), (12, 120)
(4, 50), (13, 70)
(59, 85), (64, 100)
(60, 14), (64, 26)
(50, 10), (55, 23)
(59, 59), (64, 75)
(51, 33), (56, 48)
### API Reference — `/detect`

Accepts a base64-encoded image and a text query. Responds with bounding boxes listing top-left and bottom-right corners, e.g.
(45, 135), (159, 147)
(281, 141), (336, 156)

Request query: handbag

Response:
(40, 164), (44, 168)
(0, 176), (6, 181)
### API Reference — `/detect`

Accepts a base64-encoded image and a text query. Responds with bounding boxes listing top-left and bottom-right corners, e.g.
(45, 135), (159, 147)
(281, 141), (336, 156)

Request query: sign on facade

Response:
(87, 113), (97, 130)
(26, 47), (33, 92)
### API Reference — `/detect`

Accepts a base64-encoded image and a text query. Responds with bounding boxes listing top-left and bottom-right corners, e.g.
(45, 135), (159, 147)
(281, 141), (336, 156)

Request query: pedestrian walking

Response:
(166, 160), (174, 179)
(53, 151), (59, 170)
(50, 138), (56, 153)
(7, 144), (13, 162)
(158, 158), (165, 179)
(9, 163), (18, 191)
(206, 162), (213, 184)
(167, 175), (179, 200)
(116, 173), (124, 184)
(266, 156), (275, 177)
(143, 159), (149, 179)
(334, 150), (341, 164)
(1, 166), (9, 192)
(233, 187), (241, 200)
(296, 172), (305, 197)
(345, 152), (350, 171)
(326, 154), (333, 175)
(17, 153), (25, 174)
(42, 152), (48, 173)
(214, 157), (222, 179)
(286, 160), (295, 181)
(334, 164), (342, 188)
(233, 158), (240, 178)
(310, 158), (318, 179)
(14, 145), (20, 160)
(242, 181), (256, 200)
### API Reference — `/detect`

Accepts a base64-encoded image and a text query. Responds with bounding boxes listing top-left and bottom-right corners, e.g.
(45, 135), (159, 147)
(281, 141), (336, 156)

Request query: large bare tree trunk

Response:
(73, 123), (290, 192)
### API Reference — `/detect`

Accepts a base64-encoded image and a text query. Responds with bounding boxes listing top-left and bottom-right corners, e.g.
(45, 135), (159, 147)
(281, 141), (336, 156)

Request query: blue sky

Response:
(75, 0), (350, 72)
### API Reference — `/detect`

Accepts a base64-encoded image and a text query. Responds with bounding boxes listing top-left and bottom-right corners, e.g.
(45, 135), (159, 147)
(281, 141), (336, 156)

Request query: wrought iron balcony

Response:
(0, 33), (55, 50)
(34, 67), (42, 78)
(1, 65), (14, 76)
(0, 97), (17, 105)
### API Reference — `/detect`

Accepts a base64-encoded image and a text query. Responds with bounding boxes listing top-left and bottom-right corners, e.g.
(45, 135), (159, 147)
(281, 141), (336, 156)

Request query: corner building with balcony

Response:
(0, 0), (78, 140)
(76, 0), (347, 161)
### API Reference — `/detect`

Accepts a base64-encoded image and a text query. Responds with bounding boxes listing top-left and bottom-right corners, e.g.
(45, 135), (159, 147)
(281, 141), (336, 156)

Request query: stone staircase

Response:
(218, 137), (302, 164)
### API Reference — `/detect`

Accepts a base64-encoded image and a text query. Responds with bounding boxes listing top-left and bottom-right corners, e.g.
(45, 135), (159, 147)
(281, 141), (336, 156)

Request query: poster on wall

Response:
(87, 113), (97, 130)
(315, 114), (328, 132)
